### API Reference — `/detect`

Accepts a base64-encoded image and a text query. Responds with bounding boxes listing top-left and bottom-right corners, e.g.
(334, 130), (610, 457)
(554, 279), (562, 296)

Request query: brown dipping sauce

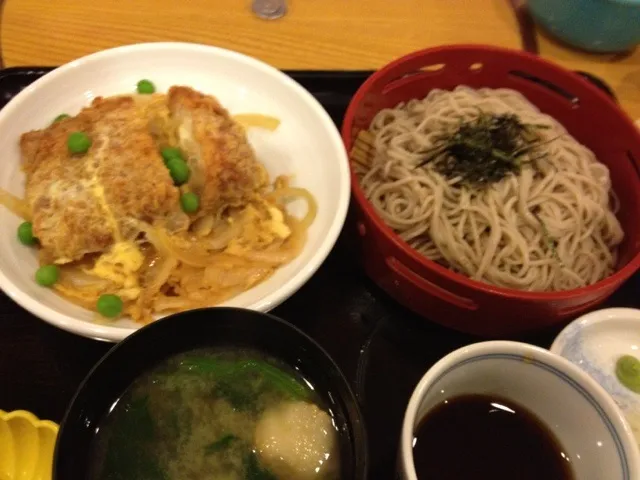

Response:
(412, 394), (574, 480)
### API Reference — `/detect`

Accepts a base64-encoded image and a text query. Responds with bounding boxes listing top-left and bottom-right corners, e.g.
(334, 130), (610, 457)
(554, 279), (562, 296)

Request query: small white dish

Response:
(551, 307), (640, 450)
(0, 42), (350, 342)
(399, 341), (640, 480)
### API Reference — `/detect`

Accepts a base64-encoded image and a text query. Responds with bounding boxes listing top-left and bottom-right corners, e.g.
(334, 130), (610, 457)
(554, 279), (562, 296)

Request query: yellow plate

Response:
(0, 410), (59, 480)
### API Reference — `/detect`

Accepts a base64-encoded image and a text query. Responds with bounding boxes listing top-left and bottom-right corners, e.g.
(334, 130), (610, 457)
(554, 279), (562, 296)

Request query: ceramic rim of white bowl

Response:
(551, 307), (640, 354)
(0, 42), (351, 342)
(400, 340), (640, 480)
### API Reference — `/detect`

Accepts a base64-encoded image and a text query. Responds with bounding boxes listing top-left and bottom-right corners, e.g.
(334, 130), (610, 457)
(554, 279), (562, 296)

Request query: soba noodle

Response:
(354, 86), (624, 291)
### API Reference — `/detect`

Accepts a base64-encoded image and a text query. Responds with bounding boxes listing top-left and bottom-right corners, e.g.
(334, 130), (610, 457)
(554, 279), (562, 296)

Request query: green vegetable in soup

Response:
(123, 395), (155, 440)
(215, 376), (258, 410)
(100, 396), (167, 480)
(204, 434), (238, 455)
(89, 349), (335, 480)
(244, 452), (277, 480)
(179, 358), (309, 401)
(616, 355), (640, 393)
(251, 361), (309, 400)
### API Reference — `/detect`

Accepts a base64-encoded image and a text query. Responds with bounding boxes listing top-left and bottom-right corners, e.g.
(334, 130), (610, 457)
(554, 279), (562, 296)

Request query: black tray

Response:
(0, 67), (638, 478)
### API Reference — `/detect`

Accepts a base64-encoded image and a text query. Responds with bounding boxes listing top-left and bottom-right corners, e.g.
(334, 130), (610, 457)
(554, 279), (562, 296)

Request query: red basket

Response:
(342, 45), (640, 337)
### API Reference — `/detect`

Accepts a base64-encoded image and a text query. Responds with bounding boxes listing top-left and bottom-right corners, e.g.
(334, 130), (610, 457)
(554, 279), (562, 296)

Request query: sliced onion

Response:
(232, 114), (280, 131)
(0, 188), (31, 220)
(53, 284), (100, 309)
(59, 266), (113, 291)
(141, 255), (178, 296)
(165, 211), (191, 234)
(153, 295), (187, 312)
(192, 215), (215, 237)
(269, 187), (318, 230)
(140, 222), (238, 268)
(226, 216), (306, 265)
(203, 220), (243, 251)
(203, 265), (271, 288)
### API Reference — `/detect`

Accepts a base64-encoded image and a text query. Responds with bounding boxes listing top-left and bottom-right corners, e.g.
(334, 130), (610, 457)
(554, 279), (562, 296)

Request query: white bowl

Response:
(399, 341), (640, 480)
(551, 308), (640, 452)
(0, 42), (350, 342)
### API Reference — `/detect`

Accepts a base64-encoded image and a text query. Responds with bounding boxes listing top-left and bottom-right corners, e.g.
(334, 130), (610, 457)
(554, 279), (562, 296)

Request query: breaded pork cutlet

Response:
(167, 86), (269, 213)
(20, 96), (179, 263)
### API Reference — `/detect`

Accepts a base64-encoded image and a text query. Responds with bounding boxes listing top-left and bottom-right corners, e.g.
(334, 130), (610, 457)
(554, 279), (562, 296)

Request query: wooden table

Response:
(2, 0), (640, 119)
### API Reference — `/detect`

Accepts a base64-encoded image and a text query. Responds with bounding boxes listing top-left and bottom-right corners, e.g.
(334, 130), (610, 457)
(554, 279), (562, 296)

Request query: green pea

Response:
(97, 294), (124, 318)
(161, 147), (183, 165)
(52, 113), (71, 124)
(137, 79), (156, 95)
(166, 157), (190, 185)
(35, 265), (59, 287)
(17, 221), (38, 246)
(67, 132), (92, 154)
(616, 355), (640, 393)
(180, 192), (200, 213)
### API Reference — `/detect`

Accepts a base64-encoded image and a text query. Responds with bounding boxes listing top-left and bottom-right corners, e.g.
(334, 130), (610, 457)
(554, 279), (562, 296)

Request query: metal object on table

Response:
(252, 0), (287, 20)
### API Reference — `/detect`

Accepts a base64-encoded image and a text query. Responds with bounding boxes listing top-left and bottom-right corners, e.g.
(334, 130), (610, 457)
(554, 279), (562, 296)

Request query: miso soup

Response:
(89, 348), (340, 480)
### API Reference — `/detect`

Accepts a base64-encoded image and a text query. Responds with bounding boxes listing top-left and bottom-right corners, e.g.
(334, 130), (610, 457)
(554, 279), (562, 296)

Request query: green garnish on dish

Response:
(166, 157), (190, 185)
(415, 111), (558, 188)
(35, 265), (59, 287)
(615, 355), (640, 393)
(160, 147), (183, 165)
(67, 131), (92, 154)
(17, 221), (37, 246)
(52, 113), (71, 124)
(180, 192), (199, 213)
(97, 294), (124, 318)
(137, 79), (156, 95)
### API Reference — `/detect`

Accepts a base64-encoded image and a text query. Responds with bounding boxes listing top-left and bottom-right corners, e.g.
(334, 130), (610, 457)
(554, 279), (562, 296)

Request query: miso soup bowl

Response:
(399, 341), (640, 480)
(53, 308), (368, 479)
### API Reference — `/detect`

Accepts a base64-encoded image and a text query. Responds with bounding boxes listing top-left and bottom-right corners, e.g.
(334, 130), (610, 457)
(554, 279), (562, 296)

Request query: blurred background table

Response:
(2, 0), (639, 118)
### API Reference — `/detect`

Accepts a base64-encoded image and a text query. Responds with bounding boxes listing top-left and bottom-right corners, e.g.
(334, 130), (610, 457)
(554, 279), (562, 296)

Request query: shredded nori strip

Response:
(415, 112), (560, 188)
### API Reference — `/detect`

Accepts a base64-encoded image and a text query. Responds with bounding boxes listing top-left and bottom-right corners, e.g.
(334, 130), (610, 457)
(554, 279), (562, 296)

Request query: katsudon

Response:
(1, 82), (317, 322)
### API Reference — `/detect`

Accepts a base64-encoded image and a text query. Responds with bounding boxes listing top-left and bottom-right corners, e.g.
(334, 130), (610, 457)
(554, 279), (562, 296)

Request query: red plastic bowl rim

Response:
(341, 44), (640, 302)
